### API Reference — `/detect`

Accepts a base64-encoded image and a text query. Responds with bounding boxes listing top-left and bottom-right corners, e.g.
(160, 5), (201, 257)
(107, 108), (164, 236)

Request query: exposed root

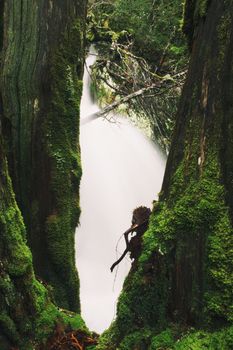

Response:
(47, 327), (98, 350)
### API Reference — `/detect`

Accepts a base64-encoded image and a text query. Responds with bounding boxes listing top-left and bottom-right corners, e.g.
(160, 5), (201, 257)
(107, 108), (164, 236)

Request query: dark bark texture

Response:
(0, 130), (36, 348)
(161, 0), (233, 324)
(1, 0), (87, 311)
(98, 0), (233, 348)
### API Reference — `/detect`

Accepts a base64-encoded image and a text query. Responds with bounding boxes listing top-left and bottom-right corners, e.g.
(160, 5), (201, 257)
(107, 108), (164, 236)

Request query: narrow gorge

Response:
(76, 48), (166, 333)
(0, 1), (233, 349)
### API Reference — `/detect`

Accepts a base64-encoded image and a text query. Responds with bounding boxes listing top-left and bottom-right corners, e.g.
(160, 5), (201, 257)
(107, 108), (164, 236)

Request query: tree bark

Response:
(161, 0), (233, 324)
(104, 0), (233, 347)
(1, 0), (87, 311)
(0, 128), (73, 349)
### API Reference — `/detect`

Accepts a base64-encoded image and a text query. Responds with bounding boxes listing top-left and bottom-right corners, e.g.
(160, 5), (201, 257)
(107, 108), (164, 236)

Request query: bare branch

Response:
(81, 84), (161, 125)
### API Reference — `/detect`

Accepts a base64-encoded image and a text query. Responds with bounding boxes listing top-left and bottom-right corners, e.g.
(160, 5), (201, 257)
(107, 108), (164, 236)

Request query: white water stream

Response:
(75, 50), (166, 334)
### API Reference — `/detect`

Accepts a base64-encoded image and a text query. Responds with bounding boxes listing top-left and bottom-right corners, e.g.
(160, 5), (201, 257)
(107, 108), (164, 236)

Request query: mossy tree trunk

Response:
(159, 0), (233, 325)
(0, 154), (86, 349)
(1, 0), (87, 311)
(0, 129), (87, 349)
(99, 0), (233, 348)
(0, 129), (43, 348)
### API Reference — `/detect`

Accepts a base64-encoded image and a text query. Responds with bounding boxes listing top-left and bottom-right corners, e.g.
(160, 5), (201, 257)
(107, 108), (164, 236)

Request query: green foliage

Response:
(98, 325), (233, 350)
(96, 323), (119, 350)
(87, 0), (188, 151)
(35, 302), (86, 343)
(34, 304), (60, 342)
(150, 329), (175, 350)
(118, 328), (152, 350)
(174, 326), (233, 350)
(89, 0), (186, 65)
(111, 0), (186, 65)
(90, 78), (115, 107)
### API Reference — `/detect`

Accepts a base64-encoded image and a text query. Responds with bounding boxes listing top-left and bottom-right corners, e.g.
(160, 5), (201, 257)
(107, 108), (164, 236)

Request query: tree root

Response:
(48, 328), (98, 350)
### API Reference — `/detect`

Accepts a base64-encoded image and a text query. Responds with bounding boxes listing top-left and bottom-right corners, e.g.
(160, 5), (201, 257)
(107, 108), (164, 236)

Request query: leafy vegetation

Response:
(97, 325), (233, 350)
(87, 0), (188, 152)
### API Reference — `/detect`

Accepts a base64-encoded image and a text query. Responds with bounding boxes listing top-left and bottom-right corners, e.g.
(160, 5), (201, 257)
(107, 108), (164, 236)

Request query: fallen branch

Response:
(81, 84), (160, 125)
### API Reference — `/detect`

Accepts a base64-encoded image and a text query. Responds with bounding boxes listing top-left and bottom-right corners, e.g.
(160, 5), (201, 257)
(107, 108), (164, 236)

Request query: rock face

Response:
(1, 0), (87, 311)
(97, 1), (233, 348)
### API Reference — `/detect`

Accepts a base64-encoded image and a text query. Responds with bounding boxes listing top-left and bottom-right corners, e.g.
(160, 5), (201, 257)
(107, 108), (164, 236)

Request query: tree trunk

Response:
(160, 0), (233, 324)
(101, 0), (233, 347)
(1, 0), (87, 311)
(1, 129), (88, 349)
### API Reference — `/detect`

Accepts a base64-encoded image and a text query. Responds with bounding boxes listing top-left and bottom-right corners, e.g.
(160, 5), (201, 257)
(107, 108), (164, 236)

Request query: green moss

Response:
(142, 154), (233, 323)
(150, 328), (175, 350)
(100, 127), (233, 348)
(45, 211), (81, 309)
(0, 2), (87, 348)
(34, 300), (88, 348)
(194, 0), (209, 19)
(174, 326), (233, 349)
(0, 150), (87, 348)
(118, 328), (152, 350)
(62, 310), (86, 331)
(98, 2), (232, 348)
(0, 207), (32, 276)
(35, 18), (85, 311)
(0, 163), (32, 277)
(96, 324), (119, 350)
(2, 0), (85, 313)
(150, 326), (233, 350)
(0, 157), (49, 347)
(35, 302), (86, 343)
(0, 313), (19, 344)
(98, 325), (233, 350)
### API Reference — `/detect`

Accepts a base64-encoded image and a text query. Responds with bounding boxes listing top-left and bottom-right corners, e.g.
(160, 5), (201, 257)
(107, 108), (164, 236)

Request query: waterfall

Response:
(75, 48), (166, 333)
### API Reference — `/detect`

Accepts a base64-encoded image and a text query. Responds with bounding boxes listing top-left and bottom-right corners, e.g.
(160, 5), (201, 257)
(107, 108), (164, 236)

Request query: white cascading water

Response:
(75, 49), (166, 333)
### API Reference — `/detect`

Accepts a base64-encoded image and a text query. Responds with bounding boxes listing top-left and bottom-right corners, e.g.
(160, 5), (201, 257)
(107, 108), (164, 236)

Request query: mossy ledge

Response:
(97, 1), (233, 349)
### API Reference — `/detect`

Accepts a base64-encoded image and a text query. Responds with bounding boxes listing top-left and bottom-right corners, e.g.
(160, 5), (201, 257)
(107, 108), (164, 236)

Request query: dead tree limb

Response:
(81, 84), (160, 125)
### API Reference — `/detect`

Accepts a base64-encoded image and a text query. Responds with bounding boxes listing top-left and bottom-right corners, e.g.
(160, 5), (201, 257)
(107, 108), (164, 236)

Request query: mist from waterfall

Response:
(75, 49), (166, 333)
